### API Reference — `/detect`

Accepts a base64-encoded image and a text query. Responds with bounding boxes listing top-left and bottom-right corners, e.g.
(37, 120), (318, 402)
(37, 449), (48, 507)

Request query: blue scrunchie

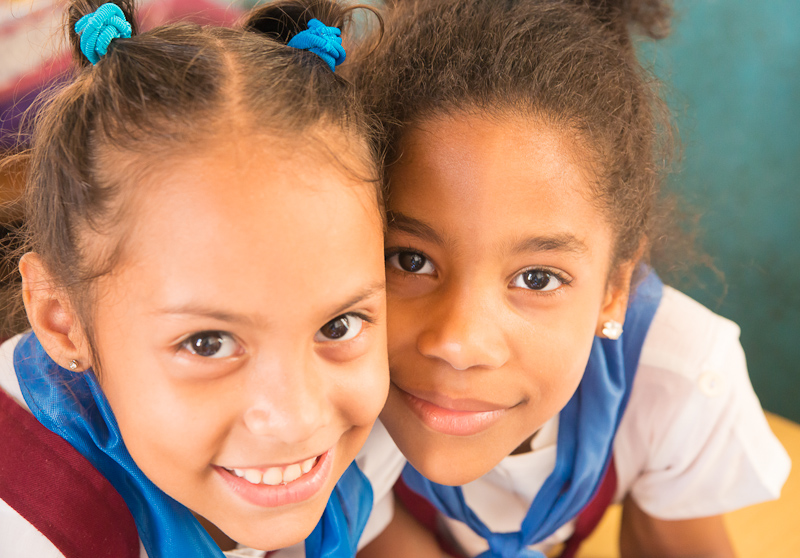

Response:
(74, 2), (132, 65)
(287, 18), (346, 72)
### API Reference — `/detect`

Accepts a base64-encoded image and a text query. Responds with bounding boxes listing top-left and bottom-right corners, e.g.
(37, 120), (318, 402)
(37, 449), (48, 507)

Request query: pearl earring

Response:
(69, 359), (79, 371)
(602, 320), (623, 340)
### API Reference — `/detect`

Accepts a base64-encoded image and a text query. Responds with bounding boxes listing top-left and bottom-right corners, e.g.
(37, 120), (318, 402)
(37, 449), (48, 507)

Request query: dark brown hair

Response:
(1, 0), (380, 346)
(353, 0), (677, 284)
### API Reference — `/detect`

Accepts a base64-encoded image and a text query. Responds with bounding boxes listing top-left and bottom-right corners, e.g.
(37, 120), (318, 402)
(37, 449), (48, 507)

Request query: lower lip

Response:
(215, 448), (334, 508)
(397, 387), (507, 437)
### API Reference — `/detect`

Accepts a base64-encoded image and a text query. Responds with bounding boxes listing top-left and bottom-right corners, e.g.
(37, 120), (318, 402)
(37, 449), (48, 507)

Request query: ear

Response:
(595, 258), (638, 338)
(20, 253), (91, 371)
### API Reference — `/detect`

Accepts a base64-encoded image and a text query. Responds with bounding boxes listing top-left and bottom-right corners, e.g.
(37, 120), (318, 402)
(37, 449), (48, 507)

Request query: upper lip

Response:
(393, 383), (510, 413)
(218, 449), (328, 470)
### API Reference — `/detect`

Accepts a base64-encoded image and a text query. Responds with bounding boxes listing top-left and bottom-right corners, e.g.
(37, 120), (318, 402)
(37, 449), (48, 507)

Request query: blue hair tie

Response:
(74, 3), (132, 65)
(287, 18), (346, 72)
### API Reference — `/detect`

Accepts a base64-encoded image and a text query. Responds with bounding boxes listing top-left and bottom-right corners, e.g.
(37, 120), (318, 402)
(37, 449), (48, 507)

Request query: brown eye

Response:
(182, 331), (238, 358)
(387, 251), (435, 274)
(315, 314), (364, 342)
(512, 269), (564, 292)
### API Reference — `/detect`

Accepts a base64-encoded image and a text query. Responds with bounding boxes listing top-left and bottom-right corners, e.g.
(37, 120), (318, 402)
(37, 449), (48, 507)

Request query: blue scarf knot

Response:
(287, 18), (346, 72)
(74, 2), (132, 65)
(477, 532), (544, 558)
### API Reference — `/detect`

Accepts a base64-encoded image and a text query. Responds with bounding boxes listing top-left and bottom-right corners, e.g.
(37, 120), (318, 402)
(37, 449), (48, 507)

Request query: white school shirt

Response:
(440, 286), (792, 556)
(0, 334), (405, 558)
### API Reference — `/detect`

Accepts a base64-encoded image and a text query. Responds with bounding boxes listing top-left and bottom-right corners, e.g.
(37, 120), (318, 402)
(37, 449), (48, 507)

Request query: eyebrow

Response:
(324, 280), (386, 319)
(386, 211), (446, 246)
(155, 305), (256, 325)
(156, 281), (386, 325)
(510, 233), (588, 256)
(388, 210), (587, 256)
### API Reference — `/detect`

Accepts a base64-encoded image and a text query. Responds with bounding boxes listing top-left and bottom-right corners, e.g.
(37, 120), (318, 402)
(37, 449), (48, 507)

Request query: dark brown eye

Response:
(400, 252), (426, 271)
(315, 314), (364, 342)
(182, 331), (238, 358)
(523, 270), (550, 290)
(512, 269), (564, 292)
(387, 251), (435, 274)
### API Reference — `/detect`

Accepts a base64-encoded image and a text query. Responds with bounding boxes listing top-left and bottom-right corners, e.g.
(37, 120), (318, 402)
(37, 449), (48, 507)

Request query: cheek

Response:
(386, 294), (421, 372)
(521, 325), (595, 412)
(333, 346), (390, 427)
(106, 373), (227, 472)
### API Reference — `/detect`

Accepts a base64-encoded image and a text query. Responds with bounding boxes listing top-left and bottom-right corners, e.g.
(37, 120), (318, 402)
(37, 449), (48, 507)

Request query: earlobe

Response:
(595, 260), (637, 339)
(20, 253), (90, 371)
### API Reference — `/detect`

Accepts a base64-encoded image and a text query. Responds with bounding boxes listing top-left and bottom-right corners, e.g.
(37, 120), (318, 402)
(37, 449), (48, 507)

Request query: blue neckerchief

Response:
(14, 334), (373, 558)
(402, 272), (664, 558)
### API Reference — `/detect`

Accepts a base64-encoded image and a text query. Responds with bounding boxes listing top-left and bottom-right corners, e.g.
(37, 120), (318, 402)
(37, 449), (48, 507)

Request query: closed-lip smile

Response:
(393, 383), (509, 436)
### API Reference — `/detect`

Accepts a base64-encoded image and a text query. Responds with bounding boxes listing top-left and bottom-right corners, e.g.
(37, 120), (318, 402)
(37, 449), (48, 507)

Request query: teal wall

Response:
(640, 1), (800, 422)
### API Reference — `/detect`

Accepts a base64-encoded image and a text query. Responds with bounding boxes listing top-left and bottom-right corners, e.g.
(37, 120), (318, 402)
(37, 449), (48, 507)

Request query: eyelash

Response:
(384, 248), (437, 276)
(315, 311), (376, 345)
(510, 266), (573, 294)
(386, 248), (573, 293)
(177, 330), (241, 359)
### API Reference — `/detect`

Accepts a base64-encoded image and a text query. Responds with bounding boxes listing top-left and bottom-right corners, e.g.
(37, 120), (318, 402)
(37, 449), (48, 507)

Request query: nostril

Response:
(418, 328), (509, 371)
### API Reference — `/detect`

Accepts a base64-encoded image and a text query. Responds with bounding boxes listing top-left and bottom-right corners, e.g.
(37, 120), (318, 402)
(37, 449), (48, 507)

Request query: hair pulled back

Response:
(355, 0), (674, 281)
(2, 0), (378, 341)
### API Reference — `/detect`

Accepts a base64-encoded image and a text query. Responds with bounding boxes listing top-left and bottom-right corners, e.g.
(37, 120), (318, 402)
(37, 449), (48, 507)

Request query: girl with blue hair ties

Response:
(352, 0), (791, 556)
(0, 0), (404, 556)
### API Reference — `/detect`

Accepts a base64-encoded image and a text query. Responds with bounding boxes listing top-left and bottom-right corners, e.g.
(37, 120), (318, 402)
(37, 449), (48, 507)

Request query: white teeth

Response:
(283, 464), (302, 483)
(244, 469), (263, 484)
(262, 467), (283, 486)
(228, 455), (320, 486)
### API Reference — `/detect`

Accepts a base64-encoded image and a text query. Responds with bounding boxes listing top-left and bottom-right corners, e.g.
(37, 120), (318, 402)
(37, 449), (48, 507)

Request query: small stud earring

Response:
(69, 359), (79, 371)
(602, 320), (623, 340)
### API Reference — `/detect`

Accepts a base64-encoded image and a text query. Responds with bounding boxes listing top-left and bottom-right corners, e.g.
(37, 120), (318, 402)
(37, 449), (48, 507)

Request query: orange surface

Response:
(578, 413), (799, 557)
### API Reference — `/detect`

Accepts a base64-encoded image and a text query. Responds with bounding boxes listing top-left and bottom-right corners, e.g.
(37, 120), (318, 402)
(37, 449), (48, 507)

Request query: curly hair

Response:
(353, 0), (678, 283)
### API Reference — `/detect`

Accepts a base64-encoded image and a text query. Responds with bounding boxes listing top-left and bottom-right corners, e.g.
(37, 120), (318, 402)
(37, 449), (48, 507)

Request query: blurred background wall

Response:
(640, 0), (800, 422)
(2, 0), (798, 421)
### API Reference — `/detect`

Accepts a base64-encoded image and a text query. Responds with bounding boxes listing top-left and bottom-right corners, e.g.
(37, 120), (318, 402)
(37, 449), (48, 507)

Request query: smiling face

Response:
(382, 112), (630, 485)
(84, 134), (388, 549)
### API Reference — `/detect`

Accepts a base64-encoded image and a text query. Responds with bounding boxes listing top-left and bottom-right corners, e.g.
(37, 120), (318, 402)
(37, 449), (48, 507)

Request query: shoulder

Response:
(638, 286), (741, 381)
(355, 418), (406, 492)
(0, 498), (67, 558)
(355, 419), (407, 549)
(0, 334), (64, 558)
(614, 287), (791, 518)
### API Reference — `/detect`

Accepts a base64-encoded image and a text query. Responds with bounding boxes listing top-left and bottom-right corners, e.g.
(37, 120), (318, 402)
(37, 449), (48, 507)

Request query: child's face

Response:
(382, 113), (623, 485)
(87, 136), (388, 549)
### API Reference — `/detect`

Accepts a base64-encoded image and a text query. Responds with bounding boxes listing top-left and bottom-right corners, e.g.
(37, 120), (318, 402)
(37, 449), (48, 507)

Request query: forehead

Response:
(103, 135), (383, 319)
(387, 112), (609, 251)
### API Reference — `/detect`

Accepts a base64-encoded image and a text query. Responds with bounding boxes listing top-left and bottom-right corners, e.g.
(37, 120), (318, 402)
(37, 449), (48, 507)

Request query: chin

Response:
(418, 463), (486, 486)
(395, 431), (501, 486)
(225, 517), (318, 552)
(214, 500), (326, 552)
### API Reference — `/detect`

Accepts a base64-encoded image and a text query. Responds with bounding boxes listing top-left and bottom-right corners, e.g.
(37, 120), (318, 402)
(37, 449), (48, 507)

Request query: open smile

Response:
(215, 448), (334, 507)
(393, 383), (509, 437)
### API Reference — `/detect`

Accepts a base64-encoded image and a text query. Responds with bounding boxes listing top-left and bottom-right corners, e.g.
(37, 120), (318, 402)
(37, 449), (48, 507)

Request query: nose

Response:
(242, 356), (332, 444)
(416, 285), (510, 371)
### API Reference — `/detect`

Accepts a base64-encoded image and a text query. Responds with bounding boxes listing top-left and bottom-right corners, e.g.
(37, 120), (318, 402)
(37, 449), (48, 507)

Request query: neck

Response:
(192, 513), (237, 551)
